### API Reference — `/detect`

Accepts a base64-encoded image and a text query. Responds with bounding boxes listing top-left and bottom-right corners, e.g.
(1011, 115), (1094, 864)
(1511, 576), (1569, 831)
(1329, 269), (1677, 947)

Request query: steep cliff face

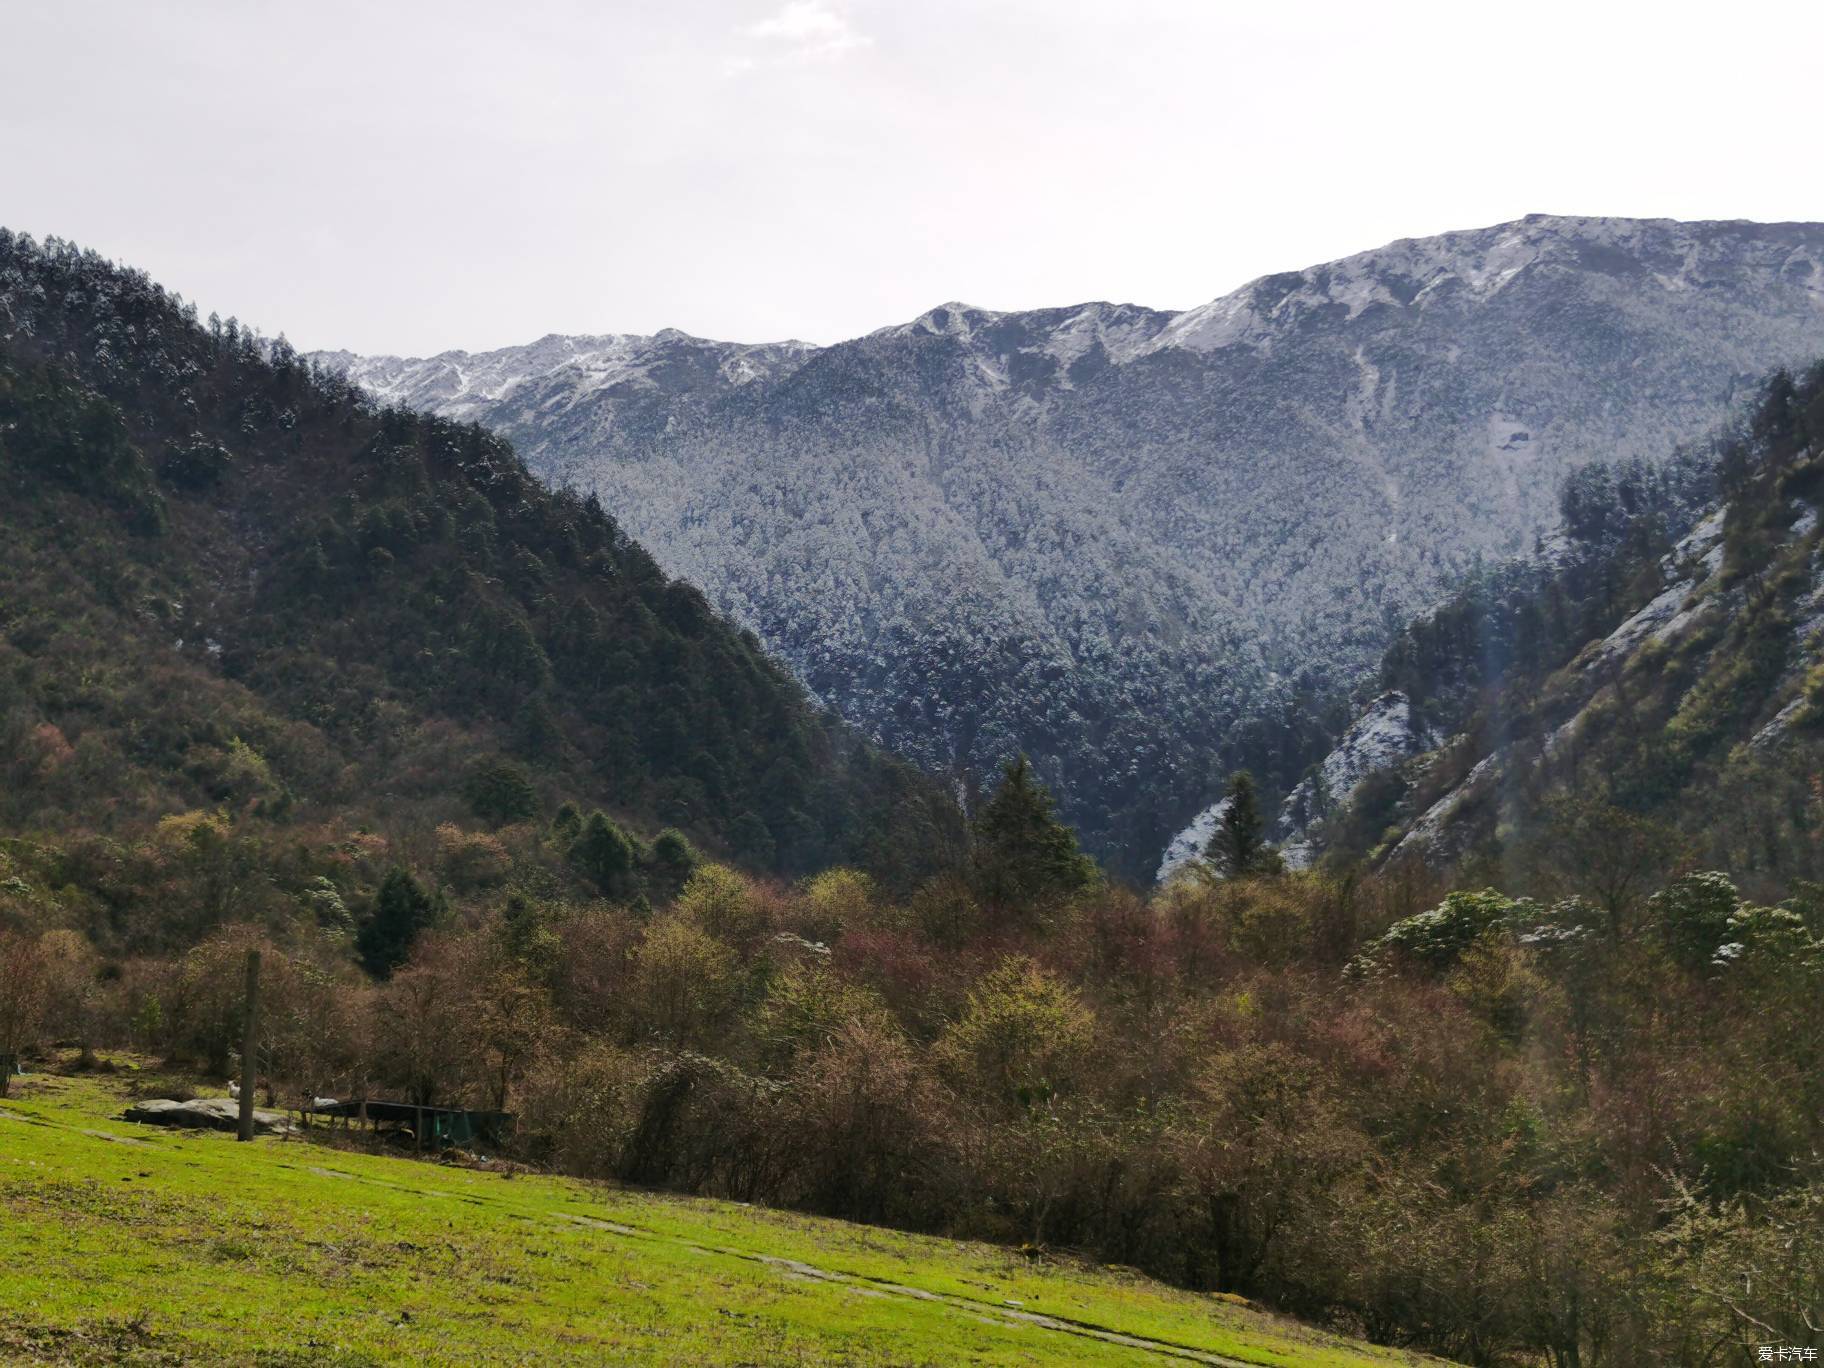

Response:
(318, 216), (1824, 877)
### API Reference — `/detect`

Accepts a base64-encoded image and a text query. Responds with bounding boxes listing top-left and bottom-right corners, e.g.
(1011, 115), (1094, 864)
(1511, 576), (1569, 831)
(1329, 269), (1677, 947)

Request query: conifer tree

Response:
(357, 867), (444, 977)
(971, 757), (1096, 913)
(550, 802), (583, 844)
(1205, 771), (1280, 878)
(649, 828), (700, 900)
(463, 759), (539, 826)
(569, 810), (636, 896)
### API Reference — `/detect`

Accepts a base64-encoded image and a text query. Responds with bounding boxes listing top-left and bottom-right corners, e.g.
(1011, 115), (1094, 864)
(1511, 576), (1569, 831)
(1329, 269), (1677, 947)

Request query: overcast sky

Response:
(6, 0), (1821, 356)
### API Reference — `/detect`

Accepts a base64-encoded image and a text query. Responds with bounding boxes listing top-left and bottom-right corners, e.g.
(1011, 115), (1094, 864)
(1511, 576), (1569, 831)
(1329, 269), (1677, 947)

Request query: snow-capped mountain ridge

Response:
(1150, 214), (1824, 354)
(311, 215), (1824, 878)
(318, 330), (818, 423)
(872, 299), (1174, 369)
(321, 215), (1824, 422)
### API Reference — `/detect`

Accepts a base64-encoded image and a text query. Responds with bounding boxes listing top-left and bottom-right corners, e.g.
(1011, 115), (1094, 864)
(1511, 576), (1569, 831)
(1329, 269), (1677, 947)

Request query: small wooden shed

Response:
(312, 1099), (514, 1149)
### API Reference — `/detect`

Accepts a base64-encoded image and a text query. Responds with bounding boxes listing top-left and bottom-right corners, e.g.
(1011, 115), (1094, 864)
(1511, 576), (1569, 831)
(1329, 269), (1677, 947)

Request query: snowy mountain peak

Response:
(316, 328), (820, 422)
(880, 302), (999, 340)
(1149, 214), (1824, 356)
(857, 299), (1172, 389)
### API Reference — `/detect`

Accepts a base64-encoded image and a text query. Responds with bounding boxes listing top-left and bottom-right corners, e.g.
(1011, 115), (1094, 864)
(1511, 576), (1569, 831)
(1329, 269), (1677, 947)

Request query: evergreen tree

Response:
(649, 828), (700, 900)
(727, 811), (777, 867)
(463, 758), (539, 826)
(1205, 771), (1280, 878)
(357, 866), (444, 977)
(971, 757), (1096, 913)
(569, 810), (636, 896)
(498, 891), (558, 972)
(512, 692), (563, 759)
(550, 801), (583, 844)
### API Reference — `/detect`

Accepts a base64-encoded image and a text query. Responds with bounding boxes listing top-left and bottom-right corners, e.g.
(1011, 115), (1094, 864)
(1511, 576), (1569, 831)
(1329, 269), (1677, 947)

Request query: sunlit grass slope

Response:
(0, 1068), (1451, 1366)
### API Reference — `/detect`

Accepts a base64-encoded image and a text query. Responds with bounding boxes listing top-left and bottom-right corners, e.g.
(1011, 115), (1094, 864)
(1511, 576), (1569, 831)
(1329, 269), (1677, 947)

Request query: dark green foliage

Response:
(550, 802), (583, 844)
(0, 229), (949, 886)
(569, 811), (636, 896)
(0, 357), (166, 533)
(357, 866), (444, 977)
(1204, 771), (1280, 878)
(512, 693), (563, 759)
(726, 812), (776, 867)
(463, 759), (539, 827)
(648, 828), (699, 899)
(157, 435), (232, 489)
(971, 758), (1096, 913)
(1649, 871), (1742, 971)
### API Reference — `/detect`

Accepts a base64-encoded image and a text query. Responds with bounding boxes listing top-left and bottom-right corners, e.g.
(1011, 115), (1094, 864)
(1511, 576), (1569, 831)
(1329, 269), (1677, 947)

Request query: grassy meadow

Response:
(0, 1062), (1450, 1366)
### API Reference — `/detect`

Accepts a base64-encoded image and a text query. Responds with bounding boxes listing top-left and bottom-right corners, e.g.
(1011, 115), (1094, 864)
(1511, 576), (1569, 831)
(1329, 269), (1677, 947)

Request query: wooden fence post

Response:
(237, 950), (260, 1142)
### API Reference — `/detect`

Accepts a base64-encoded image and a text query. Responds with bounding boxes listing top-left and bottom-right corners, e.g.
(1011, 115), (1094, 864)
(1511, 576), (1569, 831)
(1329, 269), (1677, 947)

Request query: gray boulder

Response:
(122, 1096), (296, 1135)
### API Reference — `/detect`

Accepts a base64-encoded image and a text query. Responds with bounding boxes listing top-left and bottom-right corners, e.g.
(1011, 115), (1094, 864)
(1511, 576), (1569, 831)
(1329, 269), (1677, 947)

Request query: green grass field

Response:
(0, 1064), (1450, 1366)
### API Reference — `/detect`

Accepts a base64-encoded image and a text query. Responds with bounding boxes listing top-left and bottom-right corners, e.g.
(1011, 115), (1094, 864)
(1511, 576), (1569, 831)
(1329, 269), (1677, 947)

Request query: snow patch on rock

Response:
(1157, 693), (1421, 880)
(1156, 797), (1230, 884)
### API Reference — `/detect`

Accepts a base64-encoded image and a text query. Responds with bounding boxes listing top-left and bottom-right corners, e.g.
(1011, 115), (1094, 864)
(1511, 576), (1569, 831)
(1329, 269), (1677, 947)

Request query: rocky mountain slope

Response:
(318, 216), (1824, 877)
(1156, 691), (1432, 883)
(1294, 363), (1824, 891)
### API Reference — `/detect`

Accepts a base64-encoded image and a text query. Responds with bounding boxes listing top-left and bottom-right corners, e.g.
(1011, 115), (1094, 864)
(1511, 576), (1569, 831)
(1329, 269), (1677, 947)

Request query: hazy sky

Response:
(6, 0), (1821, 355)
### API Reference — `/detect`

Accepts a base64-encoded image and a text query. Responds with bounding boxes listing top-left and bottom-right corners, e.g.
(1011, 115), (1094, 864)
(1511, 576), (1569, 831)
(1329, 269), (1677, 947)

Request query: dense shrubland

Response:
(5, 764), (1822, 1365)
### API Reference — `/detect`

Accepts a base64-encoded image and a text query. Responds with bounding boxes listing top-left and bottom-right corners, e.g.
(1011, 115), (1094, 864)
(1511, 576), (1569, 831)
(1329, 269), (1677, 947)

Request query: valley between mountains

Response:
(9, 219), (1824, 1366)
(317, 214), (1824, 877)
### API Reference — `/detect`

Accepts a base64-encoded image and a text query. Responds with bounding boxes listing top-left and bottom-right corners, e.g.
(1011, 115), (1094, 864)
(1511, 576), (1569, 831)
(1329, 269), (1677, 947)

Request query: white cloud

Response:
(735, 0), (870, 65)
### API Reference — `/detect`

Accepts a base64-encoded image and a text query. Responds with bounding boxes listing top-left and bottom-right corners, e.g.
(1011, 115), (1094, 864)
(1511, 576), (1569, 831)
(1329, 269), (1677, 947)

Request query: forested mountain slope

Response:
(1297, 363), (1824, 892)
(320, 216), (1824, 877)
(0, 231), (956, 926)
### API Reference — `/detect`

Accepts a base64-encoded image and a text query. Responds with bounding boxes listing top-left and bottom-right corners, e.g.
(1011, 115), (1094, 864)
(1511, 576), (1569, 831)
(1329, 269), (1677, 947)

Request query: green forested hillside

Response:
(0, 231), (959, 943)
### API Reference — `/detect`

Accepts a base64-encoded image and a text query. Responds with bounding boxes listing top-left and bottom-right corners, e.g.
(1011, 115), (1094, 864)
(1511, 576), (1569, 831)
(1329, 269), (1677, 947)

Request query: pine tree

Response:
(1205, 771), (1279, 878)
(971, 757), (1096, 914)
(569, 810), (636, 896)
(463, 758), (539, 826)
(649, 828), (700, 900)
(357, 867), (444, 977)
(550, 802), (583, 844)
(513, 692), (562, 758)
